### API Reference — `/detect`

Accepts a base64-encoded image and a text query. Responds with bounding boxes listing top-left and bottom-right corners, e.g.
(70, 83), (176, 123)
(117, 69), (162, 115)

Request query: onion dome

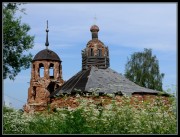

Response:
(90, 25), (99, 32)
(90, 24), (100, 39)
(87, 24), (104, 48)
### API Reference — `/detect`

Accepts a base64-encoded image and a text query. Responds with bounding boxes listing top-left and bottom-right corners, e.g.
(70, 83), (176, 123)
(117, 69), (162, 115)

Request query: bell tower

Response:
(24, 21), (64, 112)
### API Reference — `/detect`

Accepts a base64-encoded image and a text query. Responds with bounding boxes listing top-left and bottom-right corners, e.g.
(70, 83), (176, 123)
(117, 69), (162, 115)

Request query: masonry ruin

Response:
(24, 21), (169, 113)
(24, 21), (64, 113)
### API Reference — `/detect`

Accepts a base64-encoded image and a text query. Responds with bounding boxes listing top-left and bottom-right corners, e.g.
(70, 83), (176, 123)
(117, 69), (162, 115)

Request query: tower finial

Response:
(45, 20), (49, 49)
(94, 14), (97, 25)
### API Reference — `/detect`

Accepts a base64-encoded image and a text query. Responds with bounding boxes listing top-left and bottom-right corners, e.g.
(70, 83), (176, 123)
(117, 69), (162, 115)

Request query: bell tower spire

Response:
(45, 20), (49, 49)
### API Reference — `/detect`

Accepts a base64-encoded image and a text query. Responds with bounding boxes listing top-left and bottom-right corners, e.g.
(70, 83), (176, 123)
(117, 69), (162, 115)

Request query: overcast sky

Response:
(3, 3), (177, 109)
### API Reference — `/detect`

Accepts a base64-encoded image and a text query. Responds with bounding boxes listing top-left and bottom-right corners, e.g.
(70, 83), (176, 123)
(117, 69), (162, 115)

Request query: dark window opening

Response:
(98, 49), (102, 56)
(90, 48), (94, 56)
(106, 50), (109, 56)
(47, 82), (55, 93)
(33, 87), (36, 100)
(47, 82), (59, 95)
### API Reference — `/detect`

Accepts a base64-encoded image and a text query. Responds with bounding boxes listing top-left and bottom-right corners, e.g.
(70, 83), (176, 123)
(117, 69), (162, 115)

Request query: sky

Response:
(3, 3), (177, 109)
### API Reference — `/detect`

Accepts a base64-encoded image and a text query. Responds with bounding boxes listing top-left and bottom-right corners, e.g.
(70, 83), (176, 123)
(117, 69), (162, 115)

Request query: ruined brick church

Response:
(24, 21), (166, 113)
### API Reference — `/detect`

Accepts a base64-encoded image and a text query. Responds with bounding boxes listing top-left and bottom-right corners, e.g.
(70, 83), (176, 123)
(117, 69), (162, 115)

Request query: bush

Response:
(3, 94), (177, 134)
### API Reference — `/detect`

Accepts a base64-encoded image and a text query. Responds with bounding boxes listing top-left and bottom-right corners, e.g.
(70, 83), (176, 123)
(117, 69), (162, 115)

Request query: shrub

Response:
(3, 94), (177, 134)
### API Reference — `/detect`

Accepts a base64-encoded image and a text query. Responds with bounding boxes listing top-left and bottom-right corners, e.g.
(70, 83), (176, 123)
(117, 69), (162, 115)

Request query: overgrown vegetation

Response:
(3, 92), (177, 134)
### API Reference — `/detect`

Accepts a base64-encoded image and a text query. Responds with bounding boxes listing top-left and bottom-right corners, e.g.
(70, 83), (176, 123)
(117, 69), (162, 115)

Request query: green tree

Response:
(125, 48), (164, 91)
(3, 3), (34, 80)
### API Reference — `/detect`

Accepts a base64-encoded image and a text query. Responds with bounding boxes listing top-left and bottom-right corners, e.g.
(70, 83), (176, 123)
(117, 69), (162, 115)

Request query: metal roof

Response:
(32, 49), (61, 62)
(50, 66), (160, 97)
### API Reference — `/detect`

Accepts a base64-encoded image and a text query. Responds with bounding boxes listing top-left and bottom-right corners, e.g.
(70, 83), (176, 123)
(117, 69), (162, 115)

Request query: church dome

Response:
(87, 24), (105, 48)
(32, 49), (61, 62)
(32, 21), (61, 62)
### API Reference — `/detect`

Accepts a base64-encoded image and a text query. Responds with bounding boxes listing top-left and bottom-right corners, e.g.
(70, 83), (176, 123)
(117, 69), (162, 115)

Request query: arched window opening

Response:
(98, 49), (102, 56)
(90, 48), (94, 56)
(39, 63), (44, 78)
(49, 63), (54, 79)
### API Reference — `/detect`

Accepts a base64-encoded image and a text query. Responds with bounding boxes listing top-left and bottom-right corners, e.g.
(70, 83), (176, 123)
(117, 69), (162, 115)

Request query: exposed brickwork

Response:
(24, 60), (64, 113)
(24, 24), (170, 114)
(81, 24), (110, 70)
(50, 94), (170, 111)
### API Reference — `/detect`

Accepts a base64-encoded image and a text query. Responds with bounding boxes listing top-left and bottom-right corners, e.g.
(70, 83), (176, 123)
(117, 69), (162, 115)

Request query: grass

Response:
(3, 93), (177, 134)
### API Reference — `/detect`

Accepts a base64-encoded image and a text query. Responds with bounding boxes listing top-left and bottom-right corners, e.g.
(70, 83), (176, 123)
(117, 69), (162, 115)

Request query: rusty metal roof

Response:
(50, 66), (160, 97)
(32, 49), (61, 62)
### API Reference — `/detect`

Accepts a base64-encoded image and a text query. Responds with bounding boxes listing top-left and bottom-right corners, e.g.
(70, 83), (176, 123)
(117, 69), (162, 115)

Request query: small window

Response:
(98, 49), (102, 56)
(90, 48), (94, 56)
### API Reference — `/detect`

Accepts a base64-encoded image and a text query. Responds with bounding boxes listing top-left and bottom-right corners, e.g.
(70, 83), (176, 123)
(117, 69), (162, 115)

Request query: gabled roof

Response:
(50, 66), (159, 97)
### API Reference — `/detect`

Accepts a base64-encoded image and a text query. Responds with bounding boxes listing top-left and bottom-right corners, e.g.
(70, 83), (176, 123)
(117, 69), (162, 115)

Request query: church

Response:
(24, 21), (167, 113)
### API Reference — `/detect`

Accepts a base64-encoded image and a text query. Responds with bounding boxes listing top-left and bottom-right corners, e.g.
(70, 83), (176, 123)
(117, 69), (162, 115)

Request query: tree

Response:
(124, 48), (164, 91)
(3, 3), (34, 80)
